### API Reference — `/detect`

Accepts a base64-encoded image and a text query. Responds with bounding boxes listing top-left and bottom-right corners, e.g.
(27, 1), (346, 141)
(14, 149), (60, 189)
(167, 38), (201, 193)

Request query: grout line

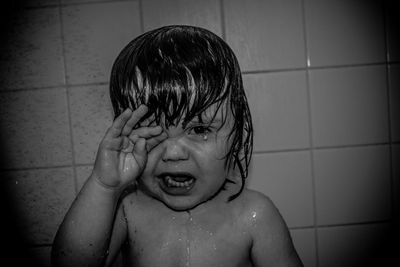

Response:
(138, 0), (144, 33)
(20, 0), (138, 12)
(289, 225), (315, 231)
(2, 62), (395, 93)
(20, 4), (61, 10)
(1, 164), (74, 173)
(0, 81), (109, 94)
(315, 219), (392, 229)
(219, 0), (226, 41)
(59, 0), (138, 8)
(242, 67), (306, 75)
(0, 84), (67, 94)
(58, 3), (79, 196)
(2, 141), (395, 172)
(312, 142), (391, 150)
(241, 61), (388, 75)
(252, 148), (311, 155)
(253, 142), (392, 155)
(300, 0), (319, 266)
(382, 0), (396, 220)
(27, 243), (53, 248)
(0, 162), (94, 172)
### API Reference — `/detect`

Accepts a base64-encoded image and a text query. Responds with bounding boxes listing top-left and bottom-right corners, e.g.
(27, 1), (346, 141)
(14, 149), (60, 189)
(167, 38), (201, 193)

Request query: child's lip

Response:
(157, 172), (196, 181)
(157, 172), (197, 195)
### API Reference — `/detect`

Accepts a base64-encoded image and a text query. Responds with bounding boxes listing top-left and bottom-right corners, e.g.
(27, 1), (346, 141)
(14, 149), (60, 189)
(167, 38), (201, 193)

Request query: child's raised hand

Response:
(92, 105), (166, 190)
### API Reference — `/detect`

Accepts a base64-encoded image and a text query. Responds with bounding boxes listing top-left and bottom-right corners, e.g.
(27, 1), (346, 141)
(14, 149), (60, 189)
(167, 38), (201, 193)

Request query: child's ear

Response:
(226, 164), (241, 185)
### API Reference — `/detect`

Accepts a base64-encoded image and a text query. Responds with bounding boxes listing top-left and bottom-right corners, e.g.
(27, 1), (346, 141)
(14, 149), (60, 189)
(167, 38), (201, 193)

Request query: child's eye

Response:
(191, 126), (210, 135)
(187, 125), (212, 140)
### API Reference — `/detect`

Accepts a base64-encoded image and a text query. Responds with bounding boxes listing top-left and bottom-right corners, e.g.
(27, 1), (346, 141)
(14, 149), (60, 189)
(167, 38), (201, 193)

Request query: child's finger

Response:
(128, 126), (162, 140)
(121, 105), (148, 136)
(139, 113), (156, 127)
(120, 136), (134, 153)
(106, 109), (132, 138)
(132, 138), (147, 168)
(146, 132), (168, 152)
(99, 136), (123, 150)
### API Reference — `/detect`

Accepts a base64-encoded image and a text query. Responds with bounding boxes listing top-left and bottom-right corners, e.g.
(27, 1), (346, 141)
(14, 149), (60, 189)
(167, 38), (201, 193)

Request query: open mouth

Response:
(157, 172), (196, 193)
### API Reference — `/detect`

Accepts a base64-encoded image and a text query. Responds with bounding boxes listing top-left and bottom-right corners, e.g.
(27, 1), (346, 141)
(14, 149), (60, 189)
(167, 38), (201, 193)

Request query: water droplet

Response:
(251, 211), (257, 219)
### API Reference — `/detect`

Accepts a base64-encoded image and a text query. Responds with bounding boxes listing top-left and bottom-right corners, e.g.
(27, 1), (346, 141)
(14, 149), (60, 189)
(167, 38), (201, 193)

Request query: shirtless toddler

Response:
(52, 25), (303, 267)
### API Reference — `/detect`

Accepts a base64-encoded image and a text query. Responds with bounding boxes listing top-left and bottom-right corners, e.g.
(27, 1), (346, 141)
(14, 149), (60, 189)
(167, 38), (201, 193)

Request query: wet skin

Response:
(52, 105), (302, 267)
(115, 187), (263, 267)
(108, 105), (261, 266)
(104, 107), (302, 267)
(137, 106), (235, 212)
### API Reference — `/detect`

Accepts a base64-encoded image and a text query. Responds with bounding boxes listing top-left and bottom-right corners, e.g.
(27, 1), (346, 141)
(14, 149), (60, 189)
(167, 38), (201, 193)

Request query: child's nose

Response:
(161, 137), (189, 162)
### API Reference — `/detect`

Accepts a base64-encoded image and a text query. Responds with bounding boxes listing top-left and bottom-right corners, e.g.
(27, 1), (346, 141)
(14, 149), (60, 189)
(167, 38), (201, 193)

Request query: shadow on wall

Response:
(0, 139), (36, 265)
(0, 2), (43, 266)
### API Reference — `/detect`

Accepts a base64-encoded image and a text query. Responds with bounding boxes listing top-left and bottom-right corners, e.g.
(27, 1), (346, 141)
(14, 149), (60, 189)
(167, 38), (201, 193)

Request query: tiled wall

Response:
(0, 0), (398, 266)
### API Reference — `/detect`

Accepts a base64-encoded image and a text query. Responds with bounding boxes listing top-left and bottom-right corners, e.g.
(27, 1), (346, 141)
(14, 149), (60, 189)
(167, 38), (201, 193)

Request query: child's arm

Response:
(51, 105), (166, 267)
(249, 192), (304, 267)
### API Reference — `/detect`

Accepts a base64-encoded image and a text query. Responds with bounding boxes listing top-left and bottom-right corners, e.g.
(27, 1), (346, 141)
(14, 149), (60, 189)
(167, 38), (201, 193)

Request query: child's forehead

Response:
(196, 103), (225, 119)
(145, 101), (232, 127)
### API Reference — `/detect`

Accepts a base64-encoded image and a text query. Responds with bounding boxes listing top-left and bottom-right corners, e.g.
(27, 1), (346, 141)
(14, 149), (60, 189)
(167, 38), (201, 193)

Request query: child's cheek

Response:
(185, 135), (227, 159)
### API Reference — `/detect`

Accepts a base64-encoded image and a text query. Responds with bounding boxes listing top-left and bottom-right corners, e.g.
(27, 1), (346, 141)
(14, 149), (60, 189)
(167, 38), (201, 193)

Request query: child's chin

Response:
(159, 195), (205, 212)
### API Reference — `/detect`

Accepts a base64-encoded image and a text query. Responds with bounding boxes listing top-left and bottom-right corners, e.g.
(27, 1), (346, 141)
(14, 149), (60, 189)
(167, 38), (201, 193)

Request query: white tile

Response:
(76, 165), (93, 192)
(0, 88), (72, 169)
(309, 65), (389, 147)
(142, 0), (222, 36)
(318, 223), (392, 267)
(0, 7), (64, 89)
(243, 71), (310, 152)
(290, 228), (316, 267)
(305, 0), (386, 66)
(389, 64), (400, 142)
(69, 85), (114, 164)
(247, 151), (314, 228)
(225, 0), (306, 71)
(314, 146), (391, 225)
(3, 168), (75, 244)
(62, 1), (141, 84)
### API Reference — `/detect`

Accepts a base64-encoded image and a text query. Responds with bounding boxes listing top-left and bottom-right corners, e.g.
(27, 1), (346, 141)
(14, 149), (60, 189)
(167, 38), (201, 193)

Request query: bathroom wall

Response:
(0, 0), (398, 266)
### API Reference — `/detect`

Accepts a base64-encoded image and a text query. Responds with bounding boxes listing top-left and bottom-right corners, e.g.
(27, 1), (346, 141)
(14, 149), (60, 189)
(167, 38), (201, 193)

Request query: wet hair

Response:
(110, 25), (253, 200)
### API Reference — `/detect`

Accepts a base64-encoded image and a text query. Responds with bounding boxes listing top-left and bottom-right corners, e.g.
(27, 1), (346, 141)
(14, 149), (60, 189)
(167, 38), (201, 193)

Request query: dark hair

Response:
(110, 25), (253, 200)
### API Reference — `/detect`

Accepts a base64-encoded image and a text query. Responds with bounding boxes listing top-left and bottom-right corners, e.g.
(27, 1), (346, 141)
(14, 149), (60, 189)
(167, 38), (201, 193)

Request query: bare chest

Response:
(122, 213), (253, 267)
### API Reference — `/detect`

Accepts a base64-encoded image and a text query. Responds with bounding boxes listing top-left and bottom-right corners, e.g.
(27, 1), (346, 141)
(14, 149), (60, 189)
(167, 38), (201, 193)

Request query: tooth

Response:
(164, 176), (194, 188)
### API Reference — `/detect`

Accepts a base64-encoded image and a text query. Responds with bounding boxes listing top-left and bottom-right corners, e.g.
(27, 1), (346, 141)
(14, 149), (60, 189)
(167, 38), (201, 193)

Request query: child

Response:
(52, 25), (303, 267)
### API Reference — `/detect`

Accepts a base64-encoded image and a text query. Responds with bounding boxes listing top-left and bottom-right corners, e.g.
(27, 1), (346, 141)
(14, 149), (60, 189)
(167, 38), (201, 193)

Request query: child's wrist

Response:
(90, 173), (124, 194)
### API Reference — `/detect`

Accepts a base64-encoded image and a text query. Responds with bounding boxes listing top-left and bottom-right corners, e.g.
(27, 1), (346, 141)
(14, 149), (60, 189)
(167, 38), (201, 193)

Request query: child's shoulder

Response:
(234, 189), (283, 226)
(237, 189), (276, 212)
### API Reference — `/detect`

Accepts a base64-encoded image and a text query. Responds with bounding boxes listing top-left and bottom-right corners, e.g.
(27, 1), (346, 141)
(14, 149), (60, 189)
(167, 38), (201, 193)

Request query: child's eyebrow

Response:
(189, 117), (223, 125)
